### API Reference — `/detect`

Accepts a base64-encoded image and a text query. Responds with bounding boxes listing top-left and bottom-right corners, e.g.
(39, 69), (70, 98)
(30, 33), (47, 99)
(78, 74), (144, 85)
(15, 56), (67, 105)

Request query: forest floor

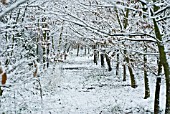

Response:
(1, 55), (166, 114)
(39, 55), (164, 114)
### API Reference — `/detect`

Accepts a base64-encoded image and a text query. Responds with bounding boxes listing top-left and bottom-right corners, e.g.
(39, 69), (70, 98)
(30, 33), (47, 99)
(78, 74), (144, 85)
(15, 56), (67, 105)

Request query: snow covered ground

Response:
(0, 55), (166, 114)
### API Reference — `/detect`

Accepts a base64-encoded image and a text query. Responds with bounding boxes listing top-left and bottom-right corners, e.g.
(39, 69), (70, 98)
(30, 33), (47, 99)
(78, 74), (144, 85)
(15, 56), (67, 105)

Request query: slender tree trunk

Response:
(15, 8), (21, 24)
(126, 55), (137, 88)
(93, 44), (98, 65)
(128, 66), (136, 88)
(144, 45), (150, 99)
(37, 35), (39, 62)
(36, 19), (40, 62)
(84, 46), (87, 55)
(154, 77), (161, 114)
(77, 44), (80, 56)
(123, 50), (126, 81)
(43, 30), (46, 69)
(116, 51), (119, 75)
(67, 44), (71, 53)
(94, 50), (98, 65)
(100, 53), (105, 67)
(0, 87), (3, 96)
(58, 22), (64, 53)
(123, 64), (126, 81)
(124, 8), (136, 88)
(0, 65), (3, 96)
(63, 41), (68, 60)
(88, 47), (90, 54)
(154, 60), (162, 114)
(105, 53), (112, 71)
(115, 7), (126, 79)
(52, 36), (54, 51)
(47, 33), (50, 68)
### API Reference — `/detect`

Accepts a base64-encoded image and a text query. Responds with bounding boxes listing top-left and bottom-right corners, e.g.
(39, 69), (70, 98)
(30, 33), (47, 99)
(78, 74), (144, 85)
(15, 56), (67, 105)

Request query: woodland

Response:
(0, 0), (170, 113)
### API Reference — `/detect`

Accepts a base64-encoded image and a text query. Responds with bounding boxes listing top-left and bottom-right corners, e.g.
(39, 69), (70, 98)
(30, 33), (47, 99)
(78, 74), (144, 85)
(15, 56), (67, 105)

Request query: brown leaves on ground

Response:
(1, 0), (7, 5)
(1, 73), (7, 84)
(0, 66), (7, 84)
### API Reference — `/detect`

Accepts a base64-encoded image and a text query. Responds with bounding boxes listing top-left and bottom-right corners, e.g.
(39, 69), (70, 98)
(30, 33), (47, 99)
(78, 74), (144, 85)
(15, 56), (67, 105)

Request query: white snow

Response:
(0, 55), (166, 113)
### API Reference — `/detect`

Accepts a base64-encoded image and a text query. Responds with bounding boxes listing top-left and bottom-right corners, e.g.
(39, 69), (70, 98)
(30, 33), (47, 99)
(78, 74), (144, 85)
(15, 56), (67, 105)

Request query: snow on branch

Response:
(154, 5), (170, 15)
(57, 15), (158, 43)
(0, 0), (27, 19)
(156, 16), (170, 22)
(139, 0), (147, 4)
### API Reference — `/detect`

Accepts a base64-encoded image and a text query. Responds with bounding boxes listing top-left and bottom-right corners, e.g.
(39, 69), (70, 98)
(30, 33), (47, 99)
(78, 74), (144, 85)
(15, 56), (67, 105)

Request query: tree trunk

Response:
(105, 53), (112, 71)
(84, 46), (87, 55)
(122, 9), (130, 82)
(153, 16), (170, 114)
(0, 87), (3, 96)
(123, 48), (136, 88)
(164, 58), (170, 114)
(93, 44), (98, 65)
(94, 50), (98, 65)
(144, 46), (150, 99)
(126, 55), (137, 88)
(154, 77), (161, 114)
(123, 50), (126, 81)
(123, 64), (126, 81)
(88, 47), (90, 54)
(43, 31), (46, 69)
(128, 65), (137, 88)
(47, 34), (50, 68)
(77, 44), (80, 56)
(154, 60), (162, 114)
(116, 51), (119, 75)
(100, 53), (105, 67)
(58, 21), (64, 53)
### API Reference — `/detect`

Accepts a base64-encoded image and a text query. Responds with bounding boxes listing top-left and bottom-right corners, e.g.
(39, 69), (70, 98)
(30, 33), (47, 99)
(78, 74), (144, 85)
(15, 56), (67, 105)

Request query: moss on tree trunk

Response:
(153, 18), (170, 114)
(154, 60), (162, 114)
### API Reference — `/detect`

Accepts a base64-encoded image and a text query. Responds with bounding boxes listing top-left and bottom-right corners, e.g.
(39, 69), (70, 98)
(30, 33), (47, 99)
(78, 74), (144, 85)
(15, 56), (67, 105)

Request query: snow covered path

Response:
(1, 56), (162, 114)
(39, 56), (156, 114)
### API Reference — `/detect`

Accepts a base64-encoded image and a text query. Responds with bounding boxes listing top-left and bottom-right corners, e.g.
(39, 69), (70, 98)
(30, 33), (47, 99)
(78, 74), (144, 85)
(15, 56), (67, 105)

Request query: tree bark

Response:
(84, 46), (87, 55)
(105, 53), (112, 71)
(94, 50), (98, 65)
(123, 8), (136, 86)
(116, 51), (119, 75)
(126, 55), (137, 88)
(153, 15), (170, 114)
(144, 46), (150, 99)
(123, 64), (126, 81)
(77, 44), (80, 56)
(123, 50), (126, 81)
(100, 53), (105, 67)
(0, 87), (3, 96)
(154, 77), (161, 114)
(154, 60), (162, 114)
(93, 44), (98, 65)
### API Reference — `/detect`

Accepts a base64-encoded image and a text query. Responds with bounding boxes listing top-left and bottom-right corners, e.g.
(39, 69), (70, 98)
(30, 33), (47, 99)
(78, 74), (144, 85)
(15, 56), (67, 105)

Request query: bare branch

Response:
(155, 5), (170, 15)
(0, 0), (27, 19)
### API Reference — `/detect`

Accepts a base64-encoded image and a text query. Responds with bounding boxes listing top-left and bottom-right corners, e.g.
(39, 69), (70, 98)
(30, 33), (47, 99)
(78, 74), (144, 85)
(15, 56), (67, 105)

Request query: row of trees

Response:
(0, 0), (170, 113)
